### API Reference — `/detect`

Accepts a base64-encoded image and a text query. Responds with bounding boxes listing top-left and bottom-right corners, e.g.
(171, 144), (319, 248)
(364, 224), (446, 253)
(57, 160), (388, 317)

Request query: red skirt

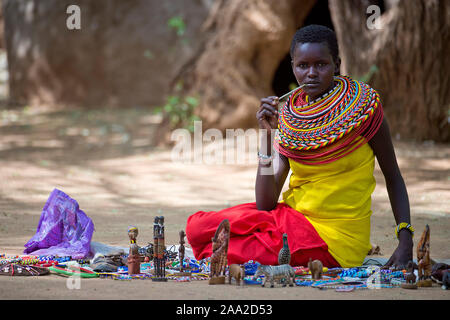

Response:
(185, 202), (340, 267)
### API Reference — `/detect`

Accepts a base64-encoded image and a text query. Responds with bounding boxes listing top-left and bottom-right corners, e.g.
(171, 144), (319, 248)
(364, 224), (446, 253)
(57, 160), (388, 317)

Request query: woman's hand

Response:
(256, 96), (279, 131)
(384, 231), (413, 269)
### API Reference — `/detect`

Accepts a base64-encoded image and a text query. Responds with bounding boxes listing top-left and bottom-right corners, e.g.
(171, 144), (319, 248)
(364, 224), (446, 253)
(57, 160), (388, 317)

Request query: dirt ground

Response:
(0, 106), (449, 301)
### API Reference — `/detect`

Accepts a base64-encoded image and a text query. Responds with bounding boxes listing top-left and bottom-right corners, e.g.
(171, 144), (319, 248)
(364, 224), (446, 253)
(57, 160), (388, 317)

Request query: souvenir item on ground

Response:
(442, 271), (449, 290)
(90, 252), (126, 273)
(23, 189), (94, 259)
(0, 262), (50, 276)
(315, 280), (367, 291)
(152, 216), (167, 281)
(401, 261), (418, 290)
(243, 261), (260, 276)
(179, 230), (186, 270)
(253, 264), (295, 288)
(278, 233), (291, 265)
(177, 230), (191, 276)
(228, 264), (245, 286)
(431, 263), (450, 284)
(308, 258), (323, 280)
(48, 265), (98, 278)
(138, 243), (154, 261)
(128, 226), (139, 250)
(209, 219), (230, 285)
(416, 225), (432, 287)
(127, 226), (141, 275)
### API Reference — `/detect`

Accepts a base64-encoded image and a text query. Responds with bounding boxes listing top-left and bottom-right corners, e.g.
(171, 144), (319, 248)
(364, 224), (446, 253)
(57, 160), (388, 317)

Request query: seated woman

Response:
(185, 25), (413, 268)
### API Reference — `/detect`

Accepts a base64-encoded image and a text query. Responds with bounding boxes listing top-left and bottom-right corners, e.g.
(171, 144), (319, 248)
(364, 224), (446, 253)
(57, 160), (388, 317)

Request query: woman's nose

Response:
(307, 66), (318, 78)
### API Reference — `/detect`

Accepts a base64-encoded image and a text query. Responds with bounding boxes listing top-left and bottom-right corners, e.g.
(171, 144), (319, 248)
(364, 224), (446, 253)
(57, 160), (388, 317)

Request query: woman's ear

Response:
(334, 57), (341, 75)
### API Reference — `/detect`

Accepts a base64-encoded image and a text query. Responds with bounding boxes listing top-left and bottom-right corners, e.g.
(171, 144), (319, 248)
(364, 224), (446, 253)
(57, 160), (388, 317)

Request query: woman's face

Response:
(291, 42), (339, 100)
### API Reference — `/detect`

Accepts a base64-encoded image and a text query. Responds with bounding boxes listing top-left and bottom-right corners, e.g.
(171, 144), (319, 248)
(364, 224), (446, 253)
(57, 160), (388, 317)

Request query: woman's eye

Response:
(298, 64), (307, 68)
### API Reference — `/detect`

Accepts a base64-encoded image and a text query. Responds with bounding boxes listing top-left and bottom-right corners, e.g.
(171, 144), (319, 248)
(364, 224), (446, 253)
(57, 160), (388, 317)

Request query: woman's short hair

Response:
(290, 24), (340, 63)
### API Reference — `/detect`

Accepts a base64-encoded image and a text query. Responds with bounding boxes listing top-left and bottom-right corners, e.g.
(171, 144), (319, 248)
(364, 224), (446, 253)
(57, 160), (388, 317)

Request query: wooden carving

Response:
(127, 226), (140, 275)
(401, 260), (418, 290)
(308, 258), (323, 280)
(278, 233), (291, 265)
(178, 230), (186, 271)
(228, 264), (245, 286)
(209, 219), (230, 284)
(417, 225), (432, 287)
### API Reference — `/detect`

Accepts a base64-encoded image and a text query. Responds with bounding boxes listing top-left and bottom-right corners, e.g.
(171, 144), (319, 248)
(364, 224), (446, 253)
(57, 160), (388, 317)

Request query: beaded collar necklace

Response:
(275, 75), (383, 165)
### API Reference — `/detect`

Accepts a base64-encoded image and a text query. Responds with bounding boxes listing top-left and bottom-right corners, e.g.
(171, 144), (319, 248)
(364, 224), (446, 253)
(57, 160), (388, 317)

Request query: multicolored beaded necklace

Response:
(275, 75), (383, 165)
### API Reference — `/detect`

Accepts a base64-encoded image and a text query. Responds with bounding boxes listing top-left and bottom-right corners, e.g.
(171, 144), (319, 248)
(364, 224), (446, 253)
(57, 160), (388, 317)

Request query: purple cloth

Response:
(24, 189), (95, 259)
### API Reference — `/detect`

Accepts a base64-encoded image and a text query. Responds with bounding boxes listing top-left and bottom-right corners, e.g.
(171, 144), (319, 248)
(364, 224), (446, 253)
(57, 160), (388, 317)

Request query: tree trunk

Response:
(181, 0), (316, 132)
(329, 0), (449, 142)
(2, 0), (209, 108)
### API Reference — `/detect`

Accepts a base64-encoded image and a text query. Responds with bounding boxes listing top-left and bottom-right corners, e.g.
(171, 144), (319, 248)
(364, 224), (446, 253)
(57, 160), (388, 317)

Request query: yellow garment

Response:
(281, 140), (375, 267)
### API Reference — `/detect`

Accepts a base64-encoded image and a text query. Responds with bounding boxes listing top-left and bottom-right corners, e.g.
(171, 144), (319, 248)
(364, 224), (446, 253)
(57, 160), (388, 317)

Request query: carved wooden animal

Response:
(401, 260), (418, 289)
(417, 225), (432, 281)
(209, 219), (230, 284)
(228, 264), (245, 286)
(405, 261), (417, 284)
(253, 264), (295, 288)
(308, 258), (323, 280)
(416, 225), (430, 263)
(278, 233), (291, 265)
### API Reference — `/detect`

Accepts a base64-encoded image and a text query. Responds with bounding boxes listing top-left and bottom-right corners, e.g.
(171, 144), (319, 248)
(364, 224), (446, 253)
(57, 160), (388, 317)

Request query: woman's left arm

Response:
(368, 117), (413, 268)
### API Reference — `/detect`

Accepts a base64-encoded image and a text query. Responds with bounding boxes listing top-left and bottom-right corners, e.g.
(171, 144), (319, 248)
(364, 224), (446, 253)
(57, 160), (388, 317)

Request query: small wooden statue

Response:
(127, 226), (141, 275)
(278, 233), (291, 265)
(308, 258), (323, 280)
(177, 230), (191, 276)
(228, 264), (245, 286)
(209, 219), (230, 285)
(179, 230), (186, 271)
(401, 261), (418, 290)
(152, 216), (167, 281)
(253, 264), (295, 288)
(417, 225), (432, 287)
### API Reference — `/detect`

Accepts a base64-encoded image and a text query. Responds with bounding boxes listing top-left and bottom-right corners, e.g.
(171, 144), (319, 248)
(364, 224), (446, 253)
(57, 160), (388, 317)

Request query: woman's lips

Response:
(304, 83), (320, 88)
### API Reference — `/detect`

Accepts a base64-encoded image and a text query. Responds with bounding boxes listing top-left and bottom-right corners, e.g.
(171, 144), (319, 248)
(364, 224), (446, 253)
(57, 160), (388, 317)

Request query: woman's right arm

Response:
(255, 96), (291, 211)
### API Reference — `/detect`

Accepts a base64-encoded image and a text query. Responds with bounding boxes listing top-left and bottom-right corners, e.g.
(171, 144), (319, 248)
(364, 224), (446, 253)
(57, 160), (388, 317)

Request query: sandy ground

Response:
(0, 106), (449, 300)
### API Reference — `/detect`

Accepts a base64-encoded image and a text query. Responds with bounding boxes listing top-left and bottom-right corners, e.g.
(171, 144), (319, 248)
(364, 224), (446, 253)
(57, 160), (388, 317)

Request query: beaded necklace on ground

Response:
(275, 75), (383, 165)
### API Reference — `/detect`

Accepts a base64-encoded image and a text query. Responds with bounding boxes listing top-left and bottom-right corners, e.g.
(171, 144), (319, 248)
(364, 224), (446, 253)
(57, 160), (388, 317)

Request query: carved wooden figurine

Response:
(177, 230), (191, 276)
(401, 261), (418, 290)
(152, 216), (167, 281)
(417, 225), (432, 287)
(179, 230), (186, 272)
(228, 264), (245, 286)
(278, 233), (291, 265)
(127, 226), (141, 275)
(209, 219), (230, 285)
(253, 264), (295, 288)
(308, 258), (323, 280)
